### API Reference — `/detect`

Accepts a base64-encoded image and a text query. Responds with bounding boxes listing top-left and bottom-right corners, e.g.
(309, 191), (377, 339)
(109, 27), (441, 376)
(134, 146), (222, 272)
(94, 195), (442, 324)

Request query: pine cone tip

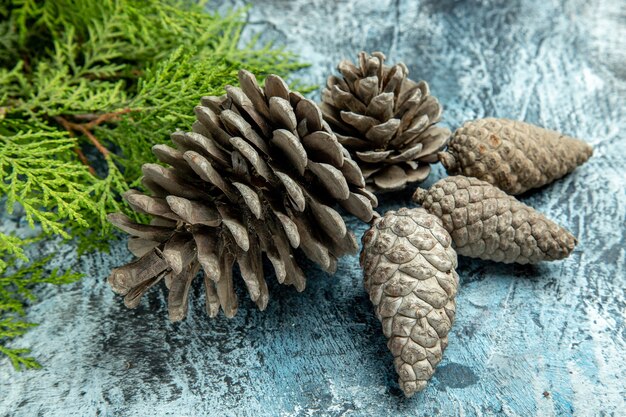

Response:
(411, 187), (427, 204)
(437, 151), (458, 171)
(402, 380), (427, 397)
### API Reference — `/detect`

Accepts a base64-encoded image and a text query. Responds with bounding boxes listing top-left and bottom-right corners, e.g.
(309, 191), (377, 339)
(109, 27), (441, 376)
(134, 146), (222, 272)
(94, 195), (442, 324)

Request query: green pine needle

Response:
(0, 255), (82, 370)
(0, 232), (28, 271)
(0, 128), (98, 238)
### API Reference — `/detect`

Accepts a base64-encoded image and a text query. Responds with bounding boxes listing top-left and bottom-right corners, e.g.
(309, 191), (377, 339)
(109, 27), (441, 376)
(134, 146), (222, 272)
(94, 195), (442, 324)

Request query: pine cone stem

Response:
(436, 151), (458, 172)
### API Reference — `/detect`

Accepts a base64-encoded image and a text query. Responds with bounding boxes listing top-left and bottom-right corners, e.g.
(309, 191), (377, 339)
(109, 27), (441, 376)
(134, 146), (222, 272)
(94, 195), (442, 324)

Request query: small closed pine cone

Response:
(107, 70), (378, 321)
(413, 176), (577, 264)
(439, 118), (593, 195)
(320, 51), (451, 193)
(360, 208), (459, 397)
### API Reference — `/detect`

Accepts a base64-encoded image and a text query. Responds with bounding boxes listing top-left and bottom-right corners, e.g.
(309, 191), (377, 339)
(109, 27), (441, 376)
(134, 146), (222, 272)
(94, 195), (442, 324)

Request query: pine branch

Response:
(0, 128), (99, 237)
(0, 254), (82, 370)
(0, 233), (28, 271)
(0, 0), (310, 369)
(2, 1), (307, 244)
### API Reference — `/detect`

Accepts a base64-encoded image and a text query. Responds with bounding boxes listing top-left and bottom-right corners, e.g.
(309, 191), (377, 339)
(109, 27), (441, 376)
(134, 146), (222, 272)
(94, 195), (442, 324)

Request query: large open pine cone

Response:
(320, 51), (451, 193)
(107, 70), (377, 321)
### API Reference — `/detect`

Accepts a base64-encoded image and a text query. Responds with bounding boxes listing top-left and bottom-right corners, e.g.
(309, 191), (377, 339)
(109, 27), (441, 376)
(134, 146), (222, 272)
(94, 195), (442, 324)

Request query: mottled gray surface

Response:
(1, 0), (625, 416)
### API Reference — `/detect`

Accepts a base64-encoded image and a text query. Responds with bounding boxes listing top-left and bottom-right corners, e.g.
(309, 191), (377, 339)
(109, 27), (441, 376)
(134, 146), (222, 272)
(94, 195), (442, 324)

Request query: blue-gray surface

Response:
(1, 0), (625, 416)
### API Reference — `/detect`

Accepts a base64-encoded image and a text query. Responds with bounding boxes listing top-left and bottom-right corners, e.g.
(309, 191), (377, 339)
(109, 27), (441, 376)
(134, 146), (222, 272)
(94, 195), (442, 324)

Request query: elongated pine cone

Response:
(320, 51), (451, 193)
(413, 176), (577, 263)
(439, 118), (593, 195)
(360, 208), (459, 396)
(107, 70), (378, 321)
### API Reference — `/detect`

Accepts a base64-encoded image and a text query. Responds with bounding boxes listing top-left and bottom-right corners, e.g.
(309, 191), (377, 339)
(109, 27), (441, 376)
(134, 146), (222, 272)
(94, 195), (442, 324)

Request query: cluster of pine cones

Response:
(107, 52), (593, 397)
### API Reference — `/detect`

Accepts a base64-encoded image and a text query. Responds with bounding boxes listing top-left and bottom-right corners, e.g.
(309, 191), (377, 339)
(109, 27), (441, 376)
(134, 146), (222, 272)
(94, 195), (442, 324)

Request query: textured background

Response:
(1, 0), (625, 416)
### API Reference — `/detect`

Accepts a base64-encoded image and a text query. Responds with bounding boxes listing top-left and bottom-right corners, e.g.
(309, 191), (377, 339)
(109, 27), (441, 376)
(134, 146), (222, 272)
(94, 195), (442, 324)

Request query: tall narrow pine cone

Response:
(320, 51), (451, 193)
(439, 118), (593, 195)
(413, 176), (577, 264)
(360, 208), (459, 397)
(107, 70), (377, 321)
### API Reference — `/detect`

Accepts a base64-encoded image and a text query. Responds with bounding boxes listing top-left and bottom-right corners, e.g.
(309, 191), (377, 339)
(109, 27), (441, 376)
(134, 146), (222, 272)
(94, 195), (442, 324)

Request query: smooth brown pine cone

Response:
(413, 176), (577, 264)
(439, 118), (593, 195)
(107, 70), (378, 321)
(320, 51), (450, 193)
(360, 208), (459, 396)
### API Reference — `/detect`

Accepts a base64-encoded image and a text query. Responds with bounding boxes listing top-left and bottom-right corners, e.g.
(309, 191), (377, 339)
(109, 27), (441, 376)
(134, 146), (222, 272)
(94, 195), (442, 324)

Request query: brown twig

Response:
(54, 116), (98, 175)
(21, 53), (31, 74)
(74, 148), (97, 175)
(55, 116), (110, 157)
(84, 107), (132, 129)
(64, 107), (133, 124)
(72, 123), (110, 157)
(56, 108), (134, 156)
(70, 113), (103, 122)
(53, 115), (73, 132)
(55, 108), (135, 175)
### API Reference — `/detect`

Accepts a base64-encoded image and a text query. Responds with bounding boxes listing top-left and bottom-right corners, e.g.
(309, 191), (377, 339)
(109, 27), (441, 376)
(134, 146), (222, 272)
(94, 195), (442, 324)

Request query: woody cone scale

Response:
(439, 118), (593, 195)
(413, 176), (577, 264)
(361, 208), (459, 396)
(320, 52), (450, 193)
(107, 70), (377, 321)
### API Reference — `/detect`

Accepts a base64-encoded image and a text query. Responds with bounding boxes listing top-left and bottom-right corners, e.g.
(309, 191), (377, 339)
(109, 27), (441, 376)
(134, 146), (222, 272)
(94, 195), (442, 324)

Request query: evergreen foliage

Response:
(0, 0), (307, 368)
(0, 255), (82, 370)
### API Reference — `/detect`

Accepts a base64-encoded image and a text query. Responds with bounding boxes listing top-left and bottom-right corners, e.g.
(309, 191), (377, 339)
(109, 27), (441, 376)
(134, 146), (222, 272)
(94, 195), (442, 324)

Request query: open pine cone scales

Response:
(320, 51), (451, 192)
(108, 70), (377, 321)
